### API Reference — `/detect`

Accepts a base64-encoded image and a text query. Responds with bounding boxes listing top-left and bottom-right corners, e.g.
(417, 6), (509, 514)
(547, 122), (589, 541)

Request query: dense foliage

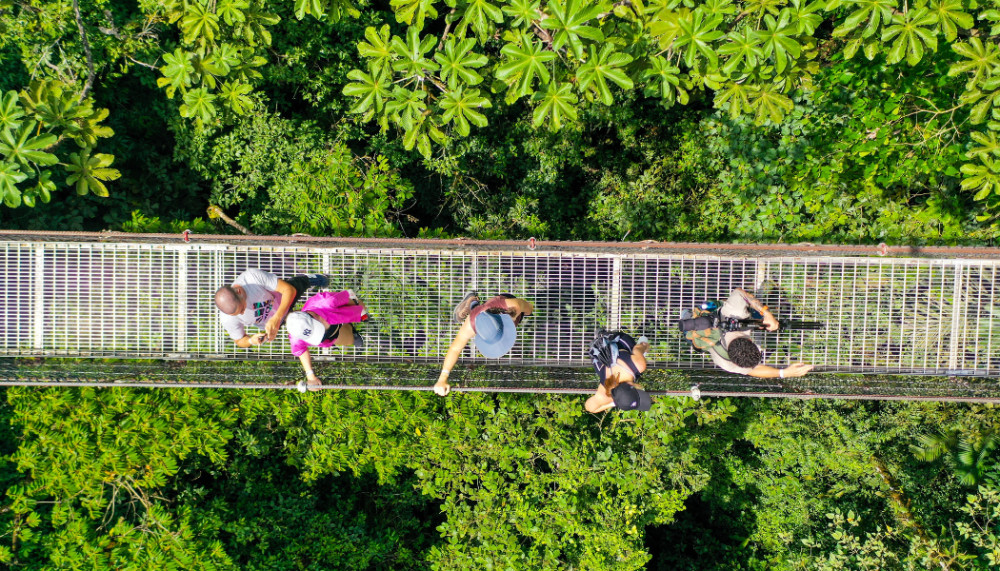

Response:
(2, 0), (1000, 569)
(0, 0), (998, 241)
(1, 386), (999, 569)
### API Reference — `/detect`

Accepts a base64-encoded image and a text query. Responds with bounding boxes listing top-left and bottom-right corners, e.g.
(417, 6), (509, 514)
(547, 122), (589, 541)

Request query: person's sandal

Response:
(453, 292), (479, 324)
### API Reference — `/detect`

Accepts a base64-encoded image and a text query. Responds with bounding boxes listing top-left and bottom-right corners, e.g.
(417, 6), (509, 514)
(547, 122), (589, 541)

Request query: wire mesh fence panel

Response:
(0, 243), (35, 351)
(0, 237), (998, 382)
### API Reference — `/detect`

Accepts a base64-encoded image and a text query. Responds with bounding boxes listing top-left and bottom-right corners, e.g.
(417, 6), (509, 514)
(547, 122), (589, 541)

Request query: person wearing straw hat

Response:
(585, 331), (653, 413)
(286, 290), (370, 391)
(433, 293), (534, 396)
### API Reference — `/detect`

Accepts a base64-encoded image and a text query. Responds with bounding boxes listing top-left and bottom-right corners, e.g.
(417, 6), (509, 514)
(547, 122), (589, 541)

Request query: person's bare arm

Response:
(508, 298), (534, 316)
(434, 320), (475, 396)
(264, 279), (299, 340)
(749, 362), (814, 378)
(298, 350), (319, 382)
(733, 288), (779, 331)
(234, 332), (266, 348)
(585, 384), (615, 413)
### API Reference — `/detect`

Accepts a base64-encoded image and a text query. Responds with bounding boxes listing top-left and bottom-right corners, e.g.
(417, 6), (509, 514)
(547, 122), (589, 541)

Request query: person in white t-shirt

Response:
(214, 269), (329, 348)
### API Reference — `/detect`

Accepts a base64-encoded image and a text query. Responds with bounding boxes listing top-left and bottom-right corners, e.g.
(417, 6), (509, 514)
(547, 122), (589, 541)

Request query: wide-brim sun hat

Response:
(473, 311), (517, 358)
(286, 311), (325, 346)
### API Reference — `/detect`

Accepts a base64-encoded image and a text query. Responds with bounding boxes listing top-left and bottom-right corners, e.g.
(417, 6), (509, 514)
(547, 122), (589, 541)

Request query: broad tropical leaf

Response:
(750, 83), (794, 124)
(390, 0), (438, 29)
(930, 0), (972, 42)
(438, 87), (491, 136)
(73, 107), (114, 147)
(343, 66), (392, 119)
(540, 0), (607, 60)
(673, 9), (724, 68)
(948, 39), (999, 91)
(642, 56), (690, 106)
(358, 25), (395, 76)
(495, 32), (557, 102)
(754, 12), (802, 74)
(0, 123), (58, 168)
(181, 1), (220, 43)
(967, 130), (1000, 160)
(0, 91), (24, 132)
(0, 161), (27, 207)
(714, 80), (753, 118)
(65, 151), (120, 197)
(456, 0), (504, 42)
(179, 88), (219, 123)
(434, 38), (488, 90)
(385, 87), (428, 132)
(219, 81), (254, 114)
(718, 28), (764, 76)
(216, 0), (249, 25)
(235, 5), (280, 47)
(231, 50), (268, 84)
(502, 0), (540, 27)
(702, 0), (738, 18)
(157, 48), (195, 99)
(649, 8), (686, 49)
(832, 0), (896, 39)
(743, 0), (784, 19)
(783, 0), (824, 35)
(23, 170), (55, 207)
(531, 81), (578, 131)
(576, 44), (634, 105)
(390, 27), (440, 80)
(294, 0), (325, 19)
(881, 7), (939, 66)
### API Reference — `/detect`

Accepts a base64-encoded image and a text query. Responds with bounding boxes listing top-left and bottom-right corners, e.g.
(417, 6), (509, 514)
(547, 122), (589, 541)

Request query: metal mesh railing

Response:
(1, 235), (998, 380)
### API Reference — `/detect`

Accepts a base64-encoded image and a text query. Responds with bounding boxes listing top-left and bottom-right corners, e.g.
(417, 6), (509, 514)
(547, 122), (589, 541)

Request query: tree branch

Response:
(72, 0), (96, 101)
(207, 205), (253, 235)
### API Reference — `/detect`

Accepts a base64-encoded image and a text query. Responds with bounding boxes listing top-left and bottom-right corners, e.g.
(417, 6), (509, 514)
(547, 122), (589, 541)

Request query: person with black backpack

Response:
(584, 330), (653, 413)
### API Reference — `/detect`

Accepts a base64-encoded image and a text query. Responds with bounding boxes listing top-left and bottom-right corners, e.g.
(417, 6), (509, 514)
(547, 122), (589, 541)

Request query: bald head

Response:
(215, 285), (243, 315)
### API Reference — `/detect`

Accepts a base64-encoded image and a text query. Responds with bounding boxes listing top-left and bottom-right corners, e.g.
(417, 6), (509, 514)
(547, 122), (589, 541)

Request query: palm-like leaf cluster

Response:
(0, 83), (117, 208)
(341, 0), (984, 161)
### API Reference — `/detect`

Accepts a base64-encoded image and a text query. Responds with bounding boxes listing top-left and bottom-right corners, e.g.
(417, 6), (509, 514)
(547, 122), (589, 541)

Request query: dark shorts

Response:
(281, 275), (316, 322)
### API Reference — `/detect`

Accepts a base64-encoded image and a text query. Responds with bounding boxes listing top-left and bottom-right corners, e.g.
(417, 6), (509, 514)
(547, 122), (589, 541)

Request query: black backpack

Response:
(589, 329), (625, 369)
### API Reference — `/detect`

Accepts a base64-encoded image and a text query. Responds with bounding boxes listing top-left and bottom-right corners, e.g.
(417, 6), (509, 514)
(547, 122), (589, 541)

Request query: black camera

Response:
(676, 316), (716, 332)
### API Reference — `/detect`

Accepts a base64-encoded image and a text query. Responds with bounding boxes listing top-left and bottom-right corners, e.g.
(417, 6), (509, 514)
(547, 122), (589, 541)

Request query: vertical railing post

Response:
(176, 247), (187, 353)
(608, 256), (622, 330)
(948, 261), (965, 372)
(214, 248), (224, 355)
(33, 244), (45, 351)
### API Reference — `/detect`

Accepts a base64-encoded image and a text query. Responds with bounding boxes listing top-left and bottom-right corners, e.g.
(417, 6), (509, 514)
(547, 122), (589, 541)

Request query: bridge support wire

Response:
(2, 359), (1000, 403)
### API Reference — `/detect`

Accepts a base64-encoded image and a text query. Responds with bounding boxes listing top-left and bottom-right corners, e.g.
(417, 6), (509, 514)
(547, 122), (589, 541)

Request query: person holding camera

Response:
(679, 288), (813, 379)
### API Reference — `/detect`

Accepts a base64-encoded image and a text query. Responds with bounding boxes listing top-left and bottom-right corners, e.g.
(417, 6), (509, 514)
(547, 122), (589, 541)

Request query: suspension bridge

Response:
(1, 231), (998, 400)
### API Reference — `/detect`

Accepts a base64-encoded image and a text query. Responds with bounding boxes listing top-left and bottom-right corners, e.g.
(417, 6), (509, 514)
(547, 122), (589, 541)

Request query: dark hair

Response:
(728, 337), (762, 368)
(214, 286), (241, 314)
